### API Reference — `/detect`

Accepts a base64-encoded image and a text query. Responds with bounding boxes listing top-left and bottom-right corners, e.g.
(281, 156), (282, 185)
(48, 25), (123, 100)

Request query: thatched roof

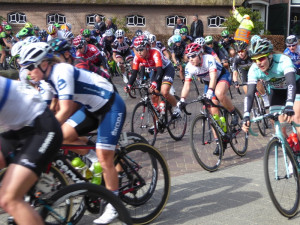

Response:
(1, 0), (245, 6)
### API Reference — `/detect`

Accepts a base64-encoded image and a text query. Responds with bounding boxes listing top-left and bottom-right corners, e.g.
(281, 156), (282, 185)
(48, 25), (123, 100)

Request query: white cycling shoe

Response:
(93, 203), (118, 224)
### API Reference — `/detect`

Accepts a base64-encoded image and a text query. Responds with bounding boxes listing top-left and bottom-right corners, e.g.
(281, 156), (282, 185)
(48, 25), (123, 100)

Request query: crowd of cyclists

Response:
(0, 8), (300, 224)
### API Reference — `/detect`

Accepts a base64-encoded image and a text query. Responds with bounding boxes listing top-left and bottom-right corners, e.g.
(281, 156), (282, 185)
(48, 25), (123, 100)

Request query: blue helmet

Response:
(173, 34), (181, 43)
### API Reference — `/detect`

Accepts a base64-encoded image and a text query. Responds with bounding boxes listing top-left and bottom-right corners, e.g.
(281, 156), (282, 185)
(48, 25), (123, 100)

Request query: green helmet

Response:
(5, 25), (12, 31)
(18, 27), (30, 38)
(82, 29), (91, 37)
(24, 22), (33, 28)
(221, 30), (229, 38)
(180, 27), (188, 35)
(205, 36), (213, 44)
(54, 23), (61, 29)
(249, 38), (273, 58)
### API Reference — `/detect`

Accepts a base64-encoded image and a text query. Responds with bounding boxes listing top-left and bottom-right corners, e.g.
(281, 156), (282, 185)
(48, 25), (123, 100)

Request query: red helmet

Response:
(133, 35), (149, 49)
(185, 43), (203, 56)
(73, 35), (86, 49)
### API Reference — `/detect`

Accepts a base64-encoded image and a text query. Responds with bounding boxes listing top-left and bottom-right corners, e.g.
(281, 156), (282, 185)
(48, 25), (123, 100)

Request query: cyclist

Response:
(38, 29), (48, 42)
(125, 35), (180, 117)
(0, 76), (63, 225)
(47, 24), (64, 41)
(33, 25), (40, 38)
(284, 35), (300, 75)
(100, 29), (115, 59)
(242, 38), (300, 136)
(131, 29), (143, 45)
(111, 29), (133, 77)
(180, 27), (193, 44)
(169, 34), (186, 81)
(219, 30), (235, 69)
(194, 37), (222, 63)
(177, 43), (238, 155)
(82, 29), (102, 50)
(91, 23), (103, 43)
(149, 33), (170, 59)
(54, 23), (61, 30)
(19, 42), (126, 224)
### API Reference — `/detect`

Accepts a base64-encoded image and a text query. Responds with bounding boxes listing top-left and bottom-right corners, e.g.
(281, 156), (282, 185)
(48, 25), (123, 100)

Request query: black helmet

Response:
(48, 38), (71, 52)
(234, 40), (248, 52)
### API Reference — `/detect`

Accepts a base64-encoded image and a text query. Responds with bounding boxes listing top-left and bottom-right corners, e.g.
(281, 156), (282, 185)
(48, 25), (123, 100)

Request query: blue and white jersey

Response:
(184, 54), (223, 82)
(47, 63), (114, 112)
(39, 80), (56, 105)
(284, 45), (300, 70)
(0, 76), (46, 132)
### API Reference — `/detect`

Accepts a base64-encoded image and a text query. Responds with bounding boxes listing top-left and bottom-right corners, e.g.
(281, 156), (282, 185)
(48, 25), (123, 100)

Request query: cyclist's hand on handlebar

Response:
(283, 105), (294, 123)
(205, 88), (214, 100)
(150, 81), (157, 91)
(242, 116), (250, 132)
(124, 84), (132, 93)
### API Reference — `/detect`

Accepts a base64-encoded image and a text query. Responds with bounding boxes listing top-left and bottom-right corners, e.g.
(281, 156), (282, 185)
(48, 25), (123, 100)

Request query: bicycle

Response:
(184, 95), (248, 172)
(131, 83), (188, 146)
(249, 112), (300, 218)
(56, 132), (171, 224)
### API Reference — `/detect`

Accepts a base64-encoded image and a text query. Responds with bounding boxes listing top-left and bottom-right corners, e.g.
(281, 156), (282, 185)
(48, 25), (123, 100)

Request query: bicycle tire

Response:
(115, 143), (170, 224)
(166, 95), (187, 141)
(131, 101), (157, 146)
(264, 138), (300, 218)
(128, 79), (138, 99)
(252, 95), (267, 136)
(227, 108), (248, 156)
(190, 114), (223, 172)
(40, 183), (132, 225)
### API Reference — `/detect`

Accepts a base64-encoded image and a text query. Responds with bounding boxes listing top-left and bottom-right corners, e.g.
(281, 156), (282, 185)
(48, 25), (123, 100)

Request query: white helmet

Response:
(115, 29), (125, 38)
(149, 34), (156, 44)
(23, 36), (40, 44)
(105, 29), (114, 37)
(194, 37), (206, 46)
(11, 41), (24, 57)
(174, 29), (180, 35)
(19, 42), (53, 67)
(143, 30), (150, 39)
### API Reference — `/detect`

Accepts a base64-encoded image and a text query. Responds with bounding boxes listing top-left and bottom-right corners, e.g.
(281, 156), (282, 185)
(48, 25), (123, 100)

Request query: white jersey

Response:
(184, 54), (223, 82)
(47, 63), (114, 112)
(0, 77), (46, 133)
(47, 30), (64, 42)
(39, 80), (56, 104)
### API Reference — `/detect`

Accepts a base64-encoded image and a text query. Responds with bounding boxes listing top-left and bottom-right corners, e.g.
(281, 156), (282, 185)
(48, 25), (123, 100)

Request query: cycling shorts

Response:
(151, 63), (175, 91)
(204, 69), (232, 96)
(0, 108), (63, 176)
(115, 49), (134, 62)
(238, 69), (248, 85)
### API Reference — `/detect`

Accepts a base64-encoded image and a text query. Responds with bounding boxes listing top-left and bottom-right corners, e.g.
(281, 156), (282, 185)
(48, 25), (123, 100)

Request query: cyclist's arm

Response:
(208, 70), (218, 90)
(285, 71), (297, 106)
(163, 49), (170, 59)
(55, 99), (80, 125)
(244, 83), (256, 117)
(128, 69), (138, 86)
(152, 67), (163, 82)
(180, 76), (191, 99)
(171, 52), (178, 64)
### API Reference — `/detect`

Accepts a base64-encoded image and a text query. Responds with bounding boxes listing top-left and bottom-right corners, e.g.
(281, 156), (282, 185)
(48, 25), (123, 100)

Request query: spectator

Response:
(190, 14), (203, 39)
(105, 17), (117, 33)
(173, 17), (188, 35)
(95, 15), (106, 35)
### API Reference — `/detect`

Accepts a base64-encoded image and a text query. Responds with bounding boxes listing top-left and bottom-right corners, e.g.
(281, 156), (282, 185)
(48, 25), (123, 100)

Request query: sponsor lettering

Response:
(38, 132), (55, 154)
(111, 113), (123, 136)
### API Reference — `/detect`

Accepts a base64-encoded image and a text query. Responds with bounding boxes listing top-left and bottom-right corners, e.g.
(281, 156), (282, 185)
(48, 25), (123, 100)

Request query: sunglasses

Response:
(136, 47), (145, 52)
(287, 44), (297, 47)
(26, 64), (38, 71)
(117, 37), (123, 39)
(251, 53), (269, 63)
(238, 49), (246, 53)
(187, 54), (198, 59)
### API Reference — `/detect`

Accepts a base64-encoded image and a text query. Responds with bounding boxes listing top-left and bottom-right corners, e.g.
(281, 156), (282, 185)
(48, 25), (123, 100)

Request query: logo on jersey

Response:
(208, 60), (213, 67)
(58, 79), (67, 90)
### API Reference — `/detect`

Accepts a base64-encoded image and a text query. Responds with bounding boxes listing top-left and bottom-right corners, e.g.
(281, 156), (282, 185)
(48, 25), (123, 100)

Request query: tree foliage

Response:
(111, 16), (131, 34)
(222, 7), (265, 35)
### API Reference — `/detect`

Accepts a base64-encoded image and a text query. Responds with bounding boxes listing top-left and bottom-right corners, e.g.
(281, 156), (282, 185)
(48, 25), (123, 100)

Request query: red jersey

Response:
(76, 44), (101, 65)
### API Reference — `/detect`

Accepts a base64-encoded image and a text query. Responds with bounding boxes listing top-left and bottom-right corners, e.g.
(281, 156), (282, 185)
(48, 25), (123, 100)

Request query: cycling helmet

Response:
(1, 21), (8, 26)
(104, 29), (113, 37)
(82, 29), (91, 37)
(23, 36), (40, 44)
(250, 35), (261, 45)
(194, 37), (206, 46)
(115, 29), (125, 38)
(5, 25), (12, 31)
(221, 30), (229, 38)
(249, 38), (273, 58)
(135, 29), (143, 37)
(11, 41), (24, 57)
(149, 34), (156, 44)
(94, 24), (101, 31)
(286, 35), (298, 46)
(54, 23), (61, 29)
(205, 36), (213, 44)
(63, 31), (74, 40)
(185, 43), (203, 56)
(33, 26), (40, 31)
(18, 28), (31, 38)
(47, 25), (57, 35)
(48, 38), (71, 52)
(80, 29), (84, 35)
(234, 40), (248, 52)
(73, 35), (86, 48)
(133, 35), (149, 49)
(19, 42), (53, 67)
(39, 29), (48, 38)
(180, 27), (188, 35)
(174, 29), (180, 35)
(143, 30), (150, 39)
(173, 34), (182, 43)
(65, 23), (72, 31)
(24, 22), (33, 28)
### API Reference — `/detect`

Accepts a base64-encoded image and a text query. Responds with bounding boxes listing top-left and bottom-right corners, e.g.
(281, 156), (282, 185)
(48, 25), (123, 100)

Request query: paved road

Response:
(113, 75), (300, 225)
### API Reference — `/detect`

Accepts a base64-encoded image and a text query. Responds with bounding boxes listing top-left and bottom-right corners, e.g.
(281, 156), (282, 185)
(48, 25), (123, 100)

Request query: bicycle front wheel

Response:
(115, 143), (170, 224)
(190, 114), (223, 172)
(264, 138), (300, 218)
(252, 95), (267, 136)
(131, 102), (157, 146)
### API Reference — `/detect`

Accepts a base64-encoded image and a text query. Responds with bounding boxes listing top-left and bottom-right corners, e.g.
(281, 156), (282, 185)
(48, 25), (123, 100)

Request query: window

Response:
(7, 12), (26, 24)
(166, 15), (186, 27)
(86, 14), (105, 26)
(47, 13), (66, 25)
(126, 15), (146, 27)
(207, 16), (225, 27)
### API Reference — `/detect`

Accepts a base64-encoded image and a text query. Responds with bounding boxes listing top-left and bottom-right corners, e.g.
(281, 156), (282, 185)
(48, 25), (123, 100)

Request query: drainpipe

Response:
(287, 0), (291, 36)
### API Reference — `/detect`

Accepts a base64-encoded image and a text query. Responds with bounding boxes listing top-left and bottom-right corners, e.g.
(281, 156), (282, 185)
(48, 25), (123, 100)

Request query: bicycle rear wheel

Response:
(40, 183), (132, 225)
(131, 102), (157, 146)
(115, 143), (170, 224)
(227, 108), (248, 156)
(252, 95), (267, 136)
(190, 114), (223, 172)
(264, 138), (300, 218)
(166, 95), (187, 141)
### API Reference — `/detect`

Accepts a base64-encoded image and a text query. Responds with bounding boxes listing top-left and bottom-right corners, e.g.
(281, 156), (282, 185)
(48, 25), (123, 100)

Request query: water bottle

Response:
(220, 116), (227, 133)
(91, 162), (103, 185)
(71, 157), (93, 179)
(291, 133), (300, 153)
(159, 101), (166, 115)
(213, 114), (221, 128)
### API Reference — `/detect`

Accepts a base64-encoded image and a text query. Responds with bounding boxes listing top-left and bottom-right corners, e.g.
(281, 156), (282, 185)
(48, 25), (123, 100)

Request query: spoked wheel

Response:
(252, 95), (267, 136)
(190, 114), (223, 171)
(264, 138), (300, 218)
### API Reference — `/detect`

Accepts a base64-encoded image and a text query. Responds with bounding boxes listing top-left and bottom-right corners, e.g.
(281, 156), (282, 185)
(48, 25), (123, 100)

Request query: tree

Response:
(222, 7), (265, 35)
(111, 16), (131, 35)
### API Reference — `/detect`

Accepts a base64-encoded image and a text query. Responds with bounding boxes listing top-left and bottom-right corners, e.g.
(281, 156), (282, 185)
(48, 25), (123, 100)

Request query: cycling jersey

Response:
(219, 37), (235, 52)
(111, 37), (132, 55)
(47, 30), (64, 42)
(204, 46), (219, 60)
(232, 53), (252, 72)
(100, 36), (115, 56)
(76, 44), (102, 66)
(155, 41), (166, 52)
(169, 41), (186, 57)
(284, 45), (300, 71)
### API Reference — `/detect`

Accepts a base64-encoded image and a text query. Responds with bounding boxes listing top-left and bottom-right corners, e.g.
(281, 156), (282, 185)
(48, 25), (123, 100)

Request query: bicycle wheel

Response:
(115, 143), (170, 224)
(190, 114), (223, 172)
(252, 95), (267, 136)
(264, 138), (300, 218)
(227, 108), (248, 156)
(0, 165), (69, 224)
(131, 102), (157, 146)
(128, 79), (138, 99)
(40, 183), (132, 225)
(165, 96), (187, 141)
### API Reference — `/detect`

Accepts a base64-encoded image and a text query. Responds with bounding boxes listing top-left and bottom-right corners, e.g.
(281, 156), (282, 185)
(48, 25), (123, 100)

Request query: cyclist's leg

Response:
(160, 64), (176, 107)
(214, 74), (235, 112)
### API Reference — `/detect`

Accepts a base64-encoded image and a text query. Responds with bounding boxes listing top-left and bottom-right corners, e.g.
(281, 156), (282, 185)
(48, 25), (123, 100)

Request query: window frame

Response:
(86, 14), (105, 26)
(166, 15), (187, 27)
(7, 12), (26, 24)
(207, 15), (226, 28)
(126, 15), (146, 27)
(46, 13), (66, 25)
